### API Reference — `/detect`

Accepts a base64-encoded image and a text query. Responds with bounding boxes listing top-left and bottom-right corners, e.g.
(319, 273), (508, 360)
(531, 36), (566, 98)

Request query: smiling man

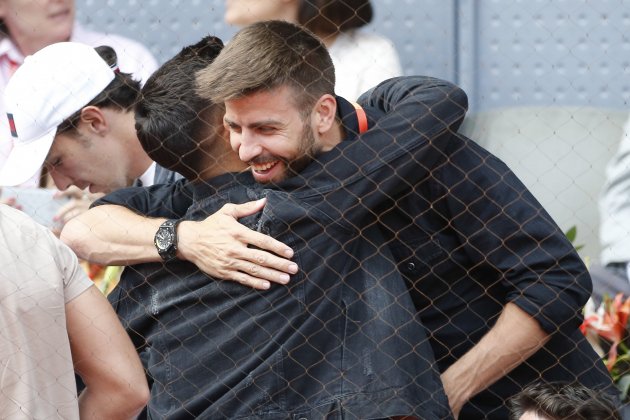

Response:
(195, 20), (618, 419)
(223, 84), (334, 184)
(0, 41), (297, 287)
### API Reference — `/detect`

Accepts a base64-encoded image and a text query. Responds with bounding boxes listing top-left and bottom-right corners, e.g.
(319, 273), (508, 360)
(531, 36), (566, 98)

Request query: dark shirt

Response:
(153, 164), (183, 185)
(374, 131), (616, 418)
(102, 75), (615, 419)
(100, 76), (465, 419)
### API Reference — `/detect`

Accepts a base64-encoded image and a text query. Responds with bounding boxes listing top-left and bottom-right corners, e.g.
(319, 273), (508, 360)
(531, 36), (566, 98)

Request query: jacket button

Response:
(407, 262), (416, 271)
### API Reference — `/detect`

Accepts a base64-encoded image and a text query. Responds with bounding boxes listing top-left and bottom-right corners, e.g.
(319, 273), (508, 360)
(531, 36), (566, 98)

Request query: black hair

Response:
(509, 382), (621, 420)
(57, 45), (141, 134)
(134, 36), (224, 180)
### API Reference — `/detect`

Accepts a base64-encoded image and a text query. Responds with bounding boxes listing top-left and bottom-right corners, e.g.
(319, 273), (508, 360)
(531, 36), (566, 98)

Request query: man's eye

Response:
(46, 158), (62, 169)
(258, 126), (275, 134)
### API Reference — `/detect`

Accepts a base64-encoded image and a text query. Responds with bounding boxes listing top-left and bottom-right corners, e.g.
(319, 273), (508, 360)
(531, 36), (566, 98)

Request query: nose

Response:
(233, 130), (263, 163)
(50, 171), (73, 191)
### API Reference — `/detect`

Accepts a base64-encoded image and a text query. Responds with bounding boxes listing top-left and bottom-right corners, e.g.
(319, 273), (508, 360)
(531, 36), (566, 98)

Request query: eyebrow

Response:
(224, 116), (283, 129)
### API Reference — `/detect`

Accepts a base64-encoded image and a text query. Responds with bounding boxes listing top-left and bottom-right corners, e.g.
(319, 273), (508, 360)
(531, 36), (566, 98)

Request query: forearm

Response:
(440, 302), (549, 416)
(61, 200), (297, 289)
(79, 387), (146, 420)
(68, 286), (149, 419)
(61, 205), (164, 265)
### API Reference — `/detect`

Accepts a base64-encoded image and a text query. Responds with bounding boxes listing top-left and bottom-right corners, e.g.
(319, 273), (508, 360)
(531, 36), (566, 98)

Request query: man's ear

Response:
(313, 94), (337, 134)
(79, 106), (108, 136)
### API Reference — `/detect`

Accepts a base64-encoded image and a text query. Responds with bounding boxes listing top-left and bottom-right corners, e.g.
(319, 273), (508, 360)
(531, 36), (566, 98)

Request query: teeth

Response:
(251, 161), (276, 171)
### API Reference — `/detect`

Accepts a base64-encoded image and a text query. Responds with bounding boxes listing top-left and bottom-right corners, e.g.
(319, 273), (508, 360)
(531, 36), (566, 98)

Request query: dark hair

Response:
(134, 36), (225, 180)
(197, 20), (335, 115)
(57, 45), (141, 135)
(298, 0), (373, 36)
(509, 382), (620, 420)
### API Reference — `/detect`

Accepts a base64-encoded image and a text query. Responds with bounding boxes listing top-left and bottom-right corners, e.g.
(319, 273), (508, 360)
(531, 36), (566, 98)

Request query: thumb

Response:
(223, 197), (267, 219)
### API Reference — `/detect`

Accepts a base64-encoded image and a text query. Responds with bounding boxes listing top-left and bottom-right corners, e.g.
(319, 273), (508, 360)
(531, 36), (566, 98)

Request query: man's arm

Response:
(66, 285), (149, 419)
(433, 136), (593, 413)
(440, 303), (549, 417)
(61, 199), (297, 290)
(279, 76), (468, 226)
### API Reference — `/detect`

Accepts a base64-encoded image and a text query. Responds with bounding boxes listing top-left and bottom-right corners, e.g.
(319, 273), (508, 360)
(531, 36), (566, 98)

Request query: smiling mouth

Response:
(250, 161), (279, 173)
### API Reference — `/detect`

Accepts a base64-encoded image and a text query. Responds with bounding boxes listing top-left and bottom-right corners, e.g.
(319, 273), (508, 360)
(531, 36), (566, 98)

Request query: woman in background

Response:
(224, 0), (403, 100)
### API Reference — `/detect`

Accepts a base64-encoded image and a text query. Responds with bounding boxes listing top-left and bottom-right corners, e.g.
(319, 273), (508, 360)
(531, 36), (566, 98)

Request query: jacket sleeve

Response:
(439, 138), (591, 332)
(357, 75), (468, 133)
(282, 76), (468, 226)
(92, 179), (193, 218)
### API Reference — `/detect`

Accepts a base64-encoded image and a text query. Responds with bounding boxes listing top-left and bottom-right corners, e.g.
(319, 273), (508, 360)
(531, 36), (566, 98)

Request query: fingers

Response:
(0, 196), (21, 209)
(228, 248), (297, 283)
(53, 185), (84, 199)
(244, 229), (295, 259)
(211, 208), (295, 259)
(54, 187), (104, 202)
(222, 198), (266, 219)
(230, 272), (272, 290)
(54, 198), (92, 224)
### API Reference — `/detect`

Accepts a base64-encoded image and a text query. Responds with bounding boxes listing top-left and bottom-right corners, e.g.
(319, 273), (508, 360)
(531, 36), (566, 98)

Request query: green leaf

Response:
(565, 225), (577, 243)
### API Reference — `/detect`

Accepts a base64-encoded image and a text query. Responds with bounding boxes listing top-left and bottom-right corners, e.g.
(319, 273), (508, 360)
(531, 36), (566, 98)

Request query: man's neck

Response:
(319, 120), (345, 152)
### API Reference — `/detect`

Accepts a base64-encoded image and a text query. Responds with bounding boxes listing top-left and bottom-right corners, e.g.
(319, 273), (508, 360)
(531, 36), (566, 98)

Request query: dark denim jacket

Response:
(102, 76), (467, 419)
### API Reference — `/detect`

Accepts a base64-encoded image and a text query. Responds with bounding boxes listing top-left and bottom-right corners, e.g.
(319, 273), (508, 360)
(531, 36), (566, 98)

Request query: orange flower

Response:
(581, 293), (630, 370)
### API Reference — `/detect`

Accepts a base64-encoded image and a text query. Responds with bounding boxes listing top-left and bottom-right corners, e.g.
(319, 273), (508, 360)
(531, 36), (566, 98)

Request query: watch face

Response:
(155, 229), (173, 251)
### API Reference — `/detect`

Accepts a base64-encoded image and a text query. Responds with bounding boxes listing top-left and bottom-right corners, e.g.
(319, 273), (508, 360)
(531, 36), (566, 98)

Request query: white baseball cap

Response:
(0, 42), (116, 186)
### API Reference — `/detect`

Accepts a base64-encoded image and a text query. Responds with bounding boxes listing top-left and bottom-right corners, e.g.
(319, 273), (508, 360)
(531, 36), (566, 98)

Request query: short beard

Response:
(284, 120), (319, 179)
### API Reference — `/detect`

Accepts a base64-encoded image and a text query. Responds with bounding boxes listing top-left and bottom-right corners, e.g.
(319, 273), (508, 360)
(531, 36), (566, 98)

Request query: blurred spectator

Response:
(508, 382), (620, 420)
(0, 204), (148, 418)
(224, 0), (402, 99)
(592, 119), (630, 303)
(0, 0), (158, 188)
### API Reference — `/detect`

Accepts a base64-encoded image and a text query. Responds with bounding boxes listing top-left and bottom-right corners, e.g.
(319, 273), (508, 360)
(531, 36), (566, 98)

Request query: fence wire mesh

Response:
(1, 1), (629, 419)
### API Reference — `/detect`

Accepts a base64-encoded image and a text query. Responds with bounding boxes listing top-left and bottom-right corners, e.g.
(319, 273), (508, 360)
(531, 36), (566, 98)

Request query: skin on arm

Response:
(66, 285), (149, 419)
(60, 198), (298, 290)
(440, 302), (550, 418)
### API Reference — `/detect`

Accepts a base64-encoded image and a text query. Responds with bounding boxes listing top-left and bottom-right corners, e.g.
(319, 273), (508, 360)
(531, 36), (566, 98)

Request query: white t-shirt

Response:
(328, 29), (403, 101)
(0, 24), (159, 187)
(0, 204), (93, 419)
(600, 116), (630, 265)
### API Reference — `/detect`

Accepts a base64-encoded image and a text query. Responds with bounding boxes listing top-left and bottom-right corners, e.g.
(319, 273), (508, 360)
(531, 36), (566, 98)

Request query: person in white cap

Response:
(0, 42), (173, 198)
(4, 41), (299, 287)
(0, 0), (158, 188)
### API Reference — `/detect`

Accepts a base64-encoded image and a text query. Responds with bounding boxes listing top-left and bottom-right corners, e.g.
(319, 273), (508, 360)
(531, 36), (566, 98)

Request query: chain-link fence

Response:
(2, 1), (630, 419)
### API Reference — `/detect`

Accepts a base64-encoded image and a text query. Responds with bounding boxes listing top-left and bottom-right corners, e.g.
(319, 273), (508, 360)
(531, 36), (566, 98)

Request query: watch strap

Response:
(155, 218), (181, 262)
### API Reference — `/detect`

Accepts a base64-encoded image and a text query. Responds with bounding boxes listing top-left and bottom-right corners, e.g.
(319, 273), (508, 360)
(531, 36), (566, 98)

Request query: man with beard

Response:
(63, 32), (467, 418)
(65, 21), (616, 418)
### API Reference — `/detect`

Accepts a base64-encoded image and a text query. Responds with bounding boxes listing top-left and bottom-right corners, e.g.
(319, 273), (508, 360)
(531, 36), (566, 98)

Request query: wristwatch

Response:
(154, 219), (182, 262)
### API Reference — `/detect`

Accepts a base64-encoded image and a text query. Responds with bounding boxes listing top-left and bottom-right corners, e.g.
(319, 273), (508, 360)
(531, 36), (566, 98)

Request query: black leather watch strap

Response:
(154, 219), (182, 262)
